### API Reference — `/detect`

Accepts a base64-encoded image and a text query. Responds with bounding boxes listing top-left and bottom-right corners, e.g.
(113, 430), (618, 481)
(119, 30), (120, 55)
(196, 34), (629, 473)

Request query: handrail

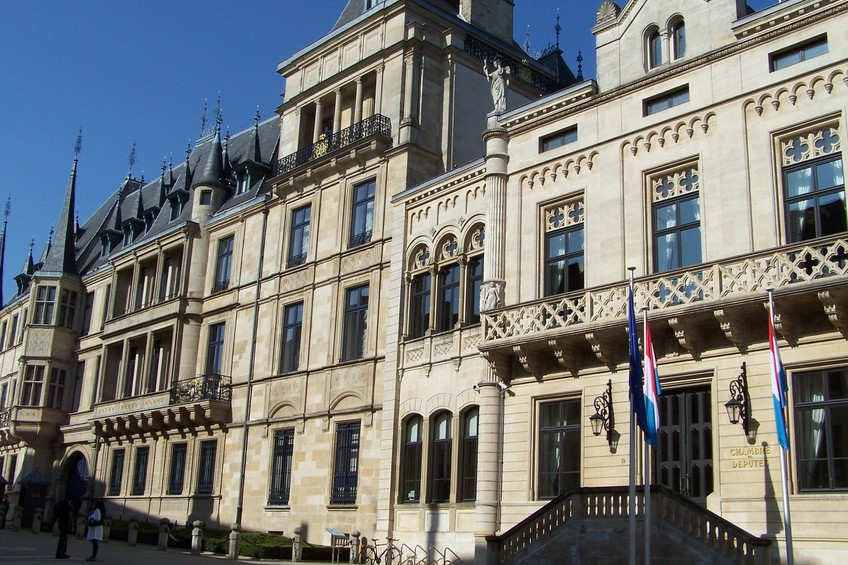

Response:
(169, 373), (232, 404)
(482, 235), (848, 343)
(274, 114), (391, 176)
(0, 408), (10, 427)
(485, 486), (771, 564)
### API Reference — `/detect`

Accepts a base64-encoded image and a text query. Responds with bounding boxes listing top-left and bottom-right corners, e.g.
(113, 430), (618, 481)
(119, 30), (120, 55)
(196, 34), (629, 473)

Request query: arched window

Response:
(400, 415), (423, 502)
(429, 411), (453, 503)
(671, 19), (686, 60)
(647, 28), (662, 69)
(458, 407), (479, 501)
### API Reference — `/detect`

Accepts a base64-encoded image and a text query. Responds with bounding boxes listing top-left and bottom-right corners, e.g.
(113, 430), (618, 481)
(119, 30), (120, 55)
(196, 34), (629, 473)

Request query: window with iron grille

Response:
(268, 429), (295, 505)
(287, 205), (311, 268)
(279, 303), (303, 374)
(168, 443), (187, 495)
(132, 446), (149, 496)
(197, 440), (217, 495)
(331, 422), (360, 504)
(213, 236), (234, 292)
(108, 449), (125, 496)
(400, 415), (422, 503)
(428, 411), (452, 503)
(349, 180), (375, 248)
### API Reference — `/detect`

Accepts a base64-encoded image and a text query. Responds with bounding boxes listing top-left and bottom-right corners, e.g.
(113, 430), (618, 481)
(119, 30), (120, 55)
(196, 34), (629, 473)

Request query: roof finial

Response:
(254, 105), (261, 126)
(74, 126), (83, 160)
(200, 99), (208, 135)
(524, 25), (531, 53)
(554, 9), (562, 49)
(186, 141), (192, 160)
(48, 225), (54, 245)
(128, 141), (137, 174)
(3, 197), (10, 226)
(215, 92), (223, 130)
(576, 50), (584, 81)
(161, 158), (167, 176)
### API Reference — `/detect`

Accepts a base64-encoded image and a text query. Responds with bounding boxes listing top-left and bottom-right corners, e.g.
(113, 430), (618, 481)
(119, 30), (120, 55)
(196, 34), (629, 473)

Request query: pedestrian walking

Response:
(53, 493), (73, 559)
(85, 500), (105, 561)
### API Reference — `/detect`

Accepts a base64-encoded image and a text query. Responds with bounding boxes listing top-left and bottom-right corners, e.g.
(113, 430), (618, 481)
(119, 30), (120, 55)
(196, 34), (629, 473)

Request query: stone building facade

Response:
(1, 0), (847, 563)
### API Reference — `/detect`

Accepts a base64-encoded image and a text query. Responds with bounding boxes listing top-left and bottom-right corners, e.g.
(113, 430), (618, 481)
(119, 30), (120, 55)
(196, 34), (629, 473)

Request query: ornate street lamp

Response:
(590, 379), (616, 448)
(725, 362), (750, 436)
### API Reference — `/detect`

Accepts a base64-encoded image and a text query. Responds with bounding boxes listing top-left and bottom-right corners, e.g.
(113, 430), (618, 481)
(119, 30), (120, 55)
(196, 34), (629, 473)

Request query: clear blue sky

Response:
(0, 0), (772, 301)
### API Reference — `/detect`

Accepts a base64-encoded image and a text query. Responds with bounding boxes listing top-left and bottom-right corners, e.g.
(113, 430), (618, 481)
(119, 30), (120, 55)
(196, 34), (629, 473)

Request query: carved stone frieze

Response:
(547, 338), (579, 377)
(714, 309), (750, 350)
(668, 317), (701, 357)
(818, 288), (848, 336)
(512, 345), (543, 379)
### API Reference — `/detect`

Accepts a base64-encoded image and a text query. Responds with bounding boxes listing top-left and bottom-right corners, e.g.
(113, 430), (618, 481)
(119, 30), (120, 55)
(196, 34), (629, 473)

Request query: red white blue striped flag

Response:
(768, 303), (790, 449)
(643, 320), (661, 448)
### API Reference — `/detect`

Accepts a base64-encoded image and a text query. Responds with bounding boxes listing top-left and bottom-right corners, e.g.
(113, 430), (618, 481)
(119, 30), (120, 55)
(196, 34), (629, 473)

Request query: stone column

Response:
(312, 98), (323, 144)
(474, 112), (510, 565)
(661, 29), (671, 67)
(333, 88), (343, 136)
(354, 77), (364, 125)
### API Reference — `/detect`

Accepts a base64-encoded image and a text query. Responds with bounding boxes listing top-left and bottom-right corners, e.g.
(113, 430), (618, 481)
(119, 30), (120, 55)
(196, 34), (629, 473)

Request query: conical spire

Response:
(42, 129), (80, 276)
(14, 240), (35, 295)
(158, 159), (169, 207)
(192, 126), (226, 190)
(248, 107), (263, 163)
(222, 130), (232, 180)
(0, 197), (10, 305)
(135, 183), (145, 220)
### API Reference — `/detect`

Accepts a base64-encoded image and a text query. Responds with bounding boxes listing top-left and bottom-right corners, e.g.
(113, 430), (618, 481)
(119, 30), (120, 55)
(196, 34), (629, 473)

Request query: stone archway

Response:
(64, 453), (88, 515)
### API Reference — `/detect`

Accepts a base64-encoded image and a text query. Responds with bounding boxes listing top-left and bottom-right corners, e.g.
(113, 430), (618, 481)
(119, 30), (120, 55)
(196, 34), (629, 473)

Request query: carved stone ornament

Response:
(480, 280), (505, 311)
(596, 1), (621, 25)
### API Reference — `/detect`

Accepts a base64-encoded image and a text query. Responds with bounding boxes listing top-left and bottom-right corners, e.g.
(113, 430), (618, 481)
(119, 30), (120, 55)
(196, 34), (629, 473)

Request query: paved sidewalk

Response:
(0, 527), (332, 565)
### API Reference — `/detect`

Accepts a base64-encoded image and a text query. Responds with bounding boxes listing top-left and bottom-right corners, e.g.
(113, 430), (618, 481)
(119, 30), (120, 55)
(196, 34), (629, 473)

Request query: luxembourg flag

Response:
(643, 320), (662, 448)
(768, 301), (790, 450)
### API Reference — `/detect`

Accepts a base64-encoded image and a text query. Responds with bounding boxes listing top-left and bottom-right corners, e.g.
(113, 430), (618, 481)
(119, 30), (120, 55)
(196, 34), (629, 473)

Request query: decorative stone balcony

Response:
(0, 406), (67, 446)
(273, 114), (391, 177)
(101, 297), (185, 339)
(481, 236), (848, 378)
(91, 374), (232, 439)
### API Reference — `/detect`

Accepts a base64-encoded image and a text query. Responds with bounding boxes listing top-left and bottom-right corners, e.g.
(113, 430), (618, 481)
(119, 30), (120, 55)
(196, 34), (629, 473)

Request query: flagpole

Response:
(768, 289), (794, 565)
(628, 267), (636, 565)
(643, 307), (651, 565)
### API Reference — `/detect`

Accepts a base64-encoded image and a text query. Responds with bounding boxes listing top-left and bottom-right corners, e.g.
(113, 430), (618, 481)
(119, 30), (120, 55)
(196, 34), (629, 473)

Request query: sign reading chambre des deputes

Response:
(728, 445), (773, 470)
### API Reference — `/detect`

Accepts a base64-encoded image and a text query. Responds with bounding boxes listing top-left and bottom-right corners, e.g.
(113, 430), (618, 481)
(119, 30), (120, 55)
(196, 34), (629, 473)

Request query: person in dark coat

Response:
(54, 494), (73, 559)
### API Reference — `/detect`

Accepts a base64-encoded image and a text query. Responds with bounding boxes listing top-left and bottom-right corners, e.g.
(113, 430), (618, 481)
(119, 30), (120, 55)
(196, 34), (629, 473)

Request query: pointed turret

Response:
(247, 109), (263, 163)
(0, 198), (9, 305)
(192, 127), (227, 190)
(14, 240), (35, 295)
(222, 131), (233, 180)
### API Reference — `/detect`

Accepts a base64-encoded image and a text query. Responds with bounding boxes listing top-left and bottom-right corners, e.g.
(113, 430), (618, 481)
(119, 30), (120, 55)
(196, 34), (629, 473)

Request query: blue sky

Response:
(0, 0), (772, 301)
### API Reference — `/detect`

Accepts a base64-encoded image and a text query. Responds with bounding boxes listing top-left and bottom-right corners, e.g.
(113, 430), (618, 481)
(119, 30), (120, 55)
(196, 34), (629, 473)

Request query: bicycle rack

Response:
(414, 544), (430, 565)
(442, 547), (460, 565)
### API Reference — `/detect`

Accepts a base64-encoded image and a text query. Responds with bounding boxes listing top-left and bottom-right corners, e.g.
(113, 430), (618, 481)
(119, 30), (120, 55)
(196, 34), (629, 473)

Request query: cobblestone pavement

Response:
(0, 527), (332, 565)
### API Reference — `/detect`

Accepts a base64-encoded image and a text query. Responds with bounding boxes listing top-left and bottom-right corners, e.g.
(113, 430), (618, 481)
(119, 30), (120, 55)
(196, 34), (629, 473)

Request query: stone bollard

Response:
(11, 506), (23, 531)
(157, 518), (171, 551)
(191, 520), (204, 555)
(103, 518), (112, 543)
(128, 520), (138, 546)
(291, 526), (302, 563)
(349, 531), (360, 564)
(227, 524), (240, 560)
(31, 507), (43, 534)
(76, 513), (87, 539)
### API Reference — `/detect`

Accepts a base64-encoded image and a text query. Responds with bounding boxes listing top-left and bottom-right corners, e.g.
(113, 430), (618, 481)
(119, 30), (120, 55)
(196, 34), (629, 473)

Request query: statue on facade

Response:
(484, 58), (509, 113)
(480, 280), (504, 311)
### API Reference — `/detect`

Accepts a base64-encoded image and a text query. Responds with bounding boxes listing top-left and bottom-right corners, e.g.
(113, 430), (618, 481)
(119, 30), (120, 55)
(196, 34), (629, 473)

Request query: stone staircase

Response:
(485, 486), (772, 565)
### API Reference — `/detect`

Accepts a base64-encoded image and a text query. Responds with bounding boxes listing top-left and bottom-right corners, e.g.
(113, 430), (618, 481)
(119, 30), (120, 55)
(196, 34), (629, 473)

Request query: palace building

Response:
(1, 1), (847, 563)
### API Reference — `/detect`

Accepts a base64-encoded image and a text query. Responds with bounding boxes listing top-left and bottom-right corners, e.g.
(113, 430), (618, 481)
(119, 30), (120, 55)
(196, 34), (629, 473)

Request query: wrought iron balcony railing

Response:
(170, 374), (232, 405)
(287, 252), (307, 269)
(483, 236), (848, 343)
(0, 408), (10, 427)
(274, 114), (391, 176)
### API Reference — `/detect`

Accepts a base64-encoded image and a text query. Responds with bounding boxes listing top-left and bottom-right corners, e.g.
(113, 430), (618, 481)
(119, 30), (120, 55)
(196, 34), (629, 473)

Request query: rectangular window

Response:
(771, 35), (828, 71)
(651, 166), (702, 272)
(22, 365), (45, 406)
(540, 126), (577, 153)
(169, 197), (182, 221)
(206, 323), (226, 375)
(200, 190), (212, 205)
(34, 285), (57, 325)
(124, 346), (139, 398)
(213, 236), (234, 293)
(459, 407), (479, 502)
(236, 171), (250, 195)
(132, 446), (150, 495)
(197, 440), (217, 495)
(349, 180), (376, 248)
(81, 293), (94, 336)
(644, 86), (690, 116)
(135, 268), (154, 310)
(784, 154), (845, 243)
(46, 368), (67, 409)
(109, 449), (125, 496)
(545, 226), (585, 295)
(794, 367), (848, 491)
(0, 321), (6, 350)
(71, 362), (84, 412)
(57, 289), (78, 328)
(287, 205), (311, 268)
(466, 256), (484, 325)
(102, 285), (111, 323)
(159, 255), (181, 300)
(436, 265), (460, 332)
(168, 443), (188, 495)
(538, 399), (581, 499)
(429, 411), (453, 503)
(0, 383), (7, 409)
(9, 314), (18, 348)
(279, 303), (303, 374)
(268, 428), (295, 505)
(342, 285), (369, 362)
(8, 454), (17, 488)
(408, 273), (431, 339)
(400, 416), (422, 503)
(331, 421), (360, 504)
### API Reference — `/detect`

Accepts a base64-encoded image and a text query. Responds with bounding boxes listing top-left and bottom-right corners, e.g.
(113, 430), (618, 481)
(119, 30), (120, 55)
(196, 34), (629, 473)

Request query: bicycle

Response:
(362, 536), (402, 565)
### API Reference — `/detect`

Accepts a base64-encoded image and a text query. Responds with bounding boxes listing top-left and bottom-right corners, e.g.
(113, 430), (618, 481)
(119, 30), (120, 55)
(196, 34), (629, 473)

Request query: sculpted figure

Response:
(484, 58), (509, 112)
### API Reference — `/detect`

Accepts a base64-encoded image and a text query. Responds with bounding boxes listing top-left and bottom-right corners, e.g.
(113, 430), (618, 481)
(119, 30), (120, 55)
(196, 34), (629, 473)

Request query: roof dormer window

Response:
(236, 171), (250, 195)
